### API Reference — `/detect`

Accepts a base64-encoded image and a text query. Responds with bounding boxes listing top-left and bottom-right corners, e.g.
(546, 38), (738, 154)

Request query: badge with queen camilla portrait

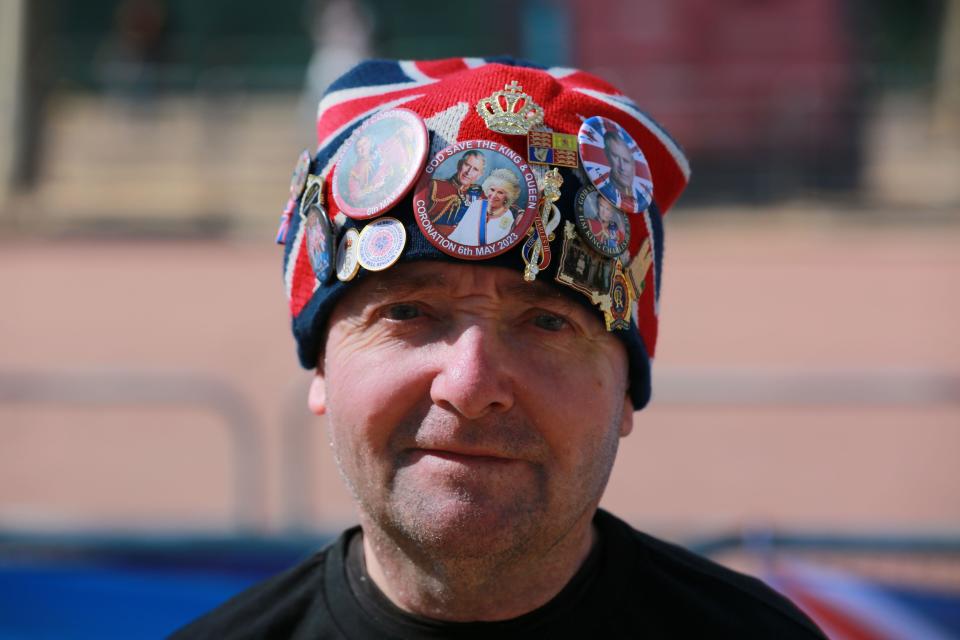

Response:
(412, 140), (539, 260)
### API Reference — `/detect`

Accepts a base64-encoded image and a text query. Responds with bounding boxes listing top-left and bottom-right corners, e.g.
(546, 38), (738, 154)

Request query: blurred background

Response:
(1, 0), (958, 637)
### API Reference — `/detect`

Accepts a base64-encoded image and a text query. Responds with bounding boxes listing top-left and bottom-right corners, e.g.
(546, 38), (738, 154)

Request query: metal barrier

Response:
(0, 369), (266, 532)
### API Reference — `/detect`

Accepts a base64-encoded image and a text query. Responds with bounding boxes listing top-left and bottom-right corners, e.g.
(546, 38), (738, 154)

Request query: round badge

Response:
(412, 141), (539, 260)
(357, 217), (406, 272)
(573, 185), (630, 257)
(303, 202), (334, 283)
(336, 227), (360, 282)
(332, 108), (428, 220)
(289, 149), (312, 199)
(577, 116), (653, 215)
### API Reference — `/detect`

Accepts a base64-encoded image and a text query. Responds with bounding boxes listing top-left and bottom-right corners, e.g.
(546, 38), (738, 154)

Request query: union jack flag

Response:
(282, 57), (690, 363)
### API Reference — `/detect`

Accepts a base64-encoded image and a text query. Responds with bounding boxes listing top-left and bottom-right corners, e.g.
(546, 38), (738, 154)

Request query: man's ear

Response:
(308, 372), (327, 415)
(619, 392), (634, 438)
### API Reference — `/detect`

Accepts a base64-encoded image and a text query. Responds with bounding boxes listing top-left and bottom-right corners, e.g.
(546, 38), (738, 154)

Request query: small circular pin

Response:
(357, 217), (406, 272)
(303, 202), (334, 283)
(577, 116), (653, 215)
(289, 150), (312, 200)
(573, 185), (630, 257)
(411, 141), (538, 260)
(336, 227), (361, 282)
(332, 108), (429, 220)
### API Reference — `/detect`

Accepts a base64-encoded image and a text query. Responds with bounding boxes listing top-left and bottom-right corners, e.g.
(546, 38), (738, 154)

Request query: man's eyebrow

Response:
(498, 281), (580, 311)
(363, 270), (581, 312)
(367, 272), (447, 299)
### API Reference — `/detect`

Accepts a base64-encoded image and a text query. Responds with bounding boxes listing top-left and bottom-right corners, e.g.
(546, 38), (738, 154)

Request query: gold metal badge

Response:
(476, 81), (544, 135)
(522, 169), (564, 281)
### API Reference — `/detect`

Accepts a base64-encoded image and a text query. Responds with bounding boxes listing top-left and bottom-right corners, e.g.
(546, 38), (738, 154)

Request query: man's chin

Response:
(384, 489), (544, 561)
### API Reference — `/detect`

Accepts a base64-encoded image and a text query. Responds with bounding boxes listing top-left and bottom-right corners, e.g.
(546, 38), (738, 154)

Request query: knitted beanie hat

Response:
(277, 57), (690, 409)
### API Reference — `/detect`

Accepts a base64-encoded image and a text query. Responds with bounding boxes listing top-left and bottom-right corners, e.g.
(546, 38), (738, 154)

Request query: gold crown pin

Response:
(476, 81), (544, 135)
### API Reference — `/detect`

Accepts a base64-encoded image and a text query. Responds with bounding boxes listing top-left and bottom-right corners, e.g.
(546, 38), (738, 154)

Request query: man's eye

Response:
(383, 303), (421, 321)
(532, 313), (568, 332)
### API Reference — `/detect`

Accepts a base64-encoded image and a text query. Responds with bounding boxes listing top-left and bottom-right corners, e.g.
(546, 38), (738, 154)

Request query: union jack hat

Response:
(279, 57), (690, 409)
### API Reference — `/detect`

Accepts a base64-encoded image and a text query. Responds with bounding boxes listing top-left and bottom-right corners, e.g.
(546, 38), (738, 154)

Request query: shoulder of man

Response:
(168, 530), (353, 640)
(595, 510), (827, 638)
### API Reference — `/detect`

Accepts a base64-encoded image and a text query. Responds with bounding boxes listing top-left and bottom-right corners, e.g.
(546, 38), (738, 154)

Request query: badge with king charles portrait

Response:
(574, 185), (630, 258)
(578, 116), (653, 215)
(412, 141), (539, 260)
(332, 108), (428, 220)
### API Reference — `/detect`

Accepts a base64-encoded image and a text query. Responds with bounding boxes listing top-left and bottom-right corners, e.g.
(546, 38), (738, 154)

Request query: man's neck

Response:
(358, 515), (597, 622)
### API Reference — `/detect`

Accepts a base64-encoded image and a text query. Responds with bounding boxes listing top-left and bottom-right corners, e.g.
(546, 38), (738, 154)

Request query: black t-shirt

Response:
(171, 510), (825, 639)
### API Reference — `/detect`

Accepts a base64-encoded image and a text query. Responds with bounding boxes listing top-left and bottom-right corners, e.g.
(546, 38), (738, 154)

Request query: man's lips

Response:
(408, 448), (519, 465)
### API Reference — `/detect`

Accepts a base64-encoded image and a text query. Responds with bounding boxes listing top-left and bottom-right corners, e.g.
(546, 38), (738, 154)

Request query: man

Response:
(425, 149), (485, 227)
(173, 58), (825, 638)
(598, 130), (649, 213)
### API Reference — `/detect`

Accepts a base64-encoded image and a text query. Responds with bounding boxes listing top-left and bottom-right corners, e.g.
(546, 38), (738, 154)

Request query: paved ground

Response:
(2, 217), (958, 538)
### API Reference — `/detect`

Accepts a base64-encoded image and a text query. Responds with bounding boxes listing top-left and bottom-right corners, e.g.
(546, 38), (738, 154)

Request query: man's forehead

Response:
(353, 262), (581, 310)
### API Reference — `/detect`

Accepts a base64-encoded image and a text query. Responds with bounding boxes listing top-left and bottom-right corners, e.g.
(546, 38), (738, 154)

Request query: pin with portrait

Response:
(577, 116), (653, 215)
(331, 108), (428, 220)
(412, 141), (539, 260)
(554, 221), (614, 306)
(357, 217), (406, 272)
(336, 227), (361, 282)
(276, 149), (312, 244)
(573, 185), (631, 258)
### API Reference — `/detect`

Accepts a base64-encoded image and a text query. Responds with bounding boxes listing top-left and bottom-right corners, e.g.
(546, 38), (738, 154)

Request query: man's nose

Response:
(430, 324), (515, 419)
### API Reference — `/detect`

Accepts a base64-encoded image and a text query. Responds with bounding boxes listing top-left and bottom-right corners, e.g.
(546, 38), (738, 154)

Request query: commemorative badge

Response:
(276, 149), (312, 244)
(573, 185), (630, 257)
(303, 201), (334, 284)
(577, 116), (653, 215)
(476, 81), (544, 135)
(527, 131), (579, 168)
(626, 236), (653, 299)
(522, 168), (563, 281)
(336, 227), (360, 282)
(554, 221), (613, 303)
(604, 260), (633, 331)
(412, 140), (539, 260)
(332, 108), (428, 220)
(357, 216), (406, 272)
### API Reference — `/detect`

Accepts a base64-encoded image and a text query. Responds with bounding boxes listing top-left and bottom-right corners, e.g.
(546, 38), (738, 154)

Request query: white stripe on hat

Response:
(316, 94), (423, 162)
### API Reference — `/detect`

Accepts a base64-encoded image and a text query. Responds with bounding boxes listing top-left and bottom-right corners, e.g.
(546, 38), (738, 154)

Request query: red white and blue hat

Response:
(277, 57), (690, 409)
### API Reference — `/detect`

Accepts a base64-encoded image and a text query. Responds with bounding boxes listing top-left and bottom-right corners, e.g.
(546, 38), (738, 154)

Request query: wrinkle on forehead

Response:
(364, 264), (582, 312)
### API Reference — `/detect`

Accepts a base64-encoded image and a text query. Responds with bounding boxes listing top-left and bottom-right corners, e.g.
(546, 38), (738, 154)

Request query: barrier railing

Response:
(0, 369), (266, 533)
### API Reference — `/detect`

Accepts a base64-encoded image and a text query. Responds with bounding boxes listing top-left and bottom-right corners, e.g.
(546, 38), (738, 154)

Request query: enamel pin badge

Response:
(332, 108), (428, 220)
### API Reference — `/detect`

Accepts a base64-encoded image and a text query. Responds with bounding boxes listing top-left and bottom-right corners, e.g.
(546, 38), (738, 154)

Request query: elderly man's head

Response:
(309, 261), (632, 562)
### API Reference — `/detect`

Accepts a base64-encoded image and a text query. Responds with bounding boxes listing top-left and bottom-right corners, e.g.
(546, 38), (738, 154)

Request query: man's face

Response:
(456, 154), (484, 187)
(605, 138), (635, 193)
(310, 262), (633, 561)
